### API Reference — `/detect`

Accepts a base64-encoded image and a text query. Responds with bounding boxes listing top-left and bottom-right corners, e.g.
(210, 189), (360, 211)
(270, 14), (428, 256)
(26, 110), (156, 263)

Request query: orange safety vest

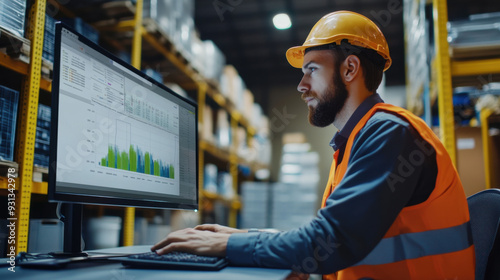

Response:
(321, 103), (475, 280)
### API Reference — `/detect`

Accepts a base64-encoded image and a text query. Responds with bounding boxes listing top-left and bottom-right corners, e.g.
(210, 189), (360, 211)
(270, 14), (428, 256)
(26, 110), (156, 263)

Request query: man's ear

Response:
(342, 55), (361, 83)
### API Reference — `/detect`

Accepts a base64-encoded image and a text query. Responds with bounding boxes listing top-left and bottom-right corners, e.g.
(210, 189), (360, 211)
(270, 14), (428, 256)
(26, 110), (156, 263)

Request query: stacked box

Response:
(270, 183), (317, 231)
(173, 0), (194, 61)
(251, 103), (264, 130)
(0, 0), (26, 37)
(220, 65), (245, 105)
(61, 17), (99, 44)
(242, 89), (254, 121)
(216, 109), (231, 148)
(43, 15), (56, 62)
(448, 12), (500, 59)
(202, 104), (214, 143)
(34, 104), (51, 167)
(254, 129), (272, 166)
(279, 146), (320, 185)
(202, 40), (226, 82)
(235, 126), (248, 159)
(190, 34), (205, 74)
(217, 171), (234, 198)
(0, 85), (19, 162)
(240, 182), (270, 229)
(269, 143), (320, 230)
(203, 163), (218, 193)
(143, 0), (175, 41)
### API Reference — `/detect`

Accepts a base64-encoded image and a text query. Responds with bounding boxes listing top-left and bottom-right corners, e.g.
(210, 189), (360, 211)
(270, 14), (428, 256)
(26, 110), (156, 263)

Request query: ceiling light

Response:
(273, 13), (291, 30)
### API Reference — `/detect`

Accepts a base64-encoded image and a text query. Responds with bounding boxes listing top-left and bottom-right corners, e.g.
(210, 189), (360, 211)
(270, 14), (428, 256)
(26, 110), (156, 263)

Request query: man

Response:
(152, 11), (475, 279)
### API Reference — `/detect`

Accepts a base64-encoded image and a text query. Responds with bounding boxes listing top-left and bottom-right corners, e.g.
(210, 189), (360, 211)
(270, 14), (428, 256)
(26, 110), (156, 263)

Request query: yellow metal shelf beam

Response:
(433, 0), (456, 165)
(32, 181), (48, 194)
(15, 0), (46, 254)
(200, 190), (241, 210)
(0, 178), (47, 193)
(0, 52), (52, 92)
(451, 58), (500, 76)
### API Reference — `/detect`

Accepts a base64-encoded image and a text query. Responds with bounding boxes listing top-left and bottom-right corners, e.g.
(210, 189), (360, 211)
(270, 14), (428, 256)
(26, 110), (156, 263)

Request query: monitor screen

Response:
(49, 23), (198, 211)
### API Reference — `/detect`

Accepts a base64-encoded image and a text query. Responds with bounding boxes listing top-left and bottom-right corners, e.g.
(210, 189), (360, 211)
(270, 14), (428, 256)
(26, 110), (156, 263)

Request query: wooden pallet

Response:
(0, 27), (30, 59)
(0, 26), (54, 82)
(69, 0), (135, 24)
(33, 166), (49, 183)
(0, 160), (19, 179)
(206, 79), (221, 91)
(141, 18), (192, 67)
(101, 0), (136, 20)
(140, 19), (201, 80)
(41, 58), (53, 81)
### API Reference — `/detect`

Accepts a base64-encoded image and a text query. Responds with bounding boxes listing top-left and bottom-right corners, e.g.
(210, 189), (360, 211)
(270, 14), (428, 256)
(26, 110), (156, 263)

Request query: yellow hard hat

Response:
(286, 11), (392, 71)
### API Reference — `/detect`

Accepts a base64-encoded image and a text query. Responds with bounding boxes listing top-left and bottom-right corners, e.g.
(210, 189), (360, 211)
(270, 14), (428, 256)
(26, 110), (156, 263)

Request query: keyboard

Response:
(117, 251), (228, 271)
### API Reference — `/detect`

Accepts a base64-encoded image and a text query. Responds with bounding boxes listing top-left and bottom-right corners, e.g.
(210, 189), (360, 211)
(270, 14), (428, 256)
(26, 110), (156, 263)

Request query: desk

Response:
(2, 246), (292, 280)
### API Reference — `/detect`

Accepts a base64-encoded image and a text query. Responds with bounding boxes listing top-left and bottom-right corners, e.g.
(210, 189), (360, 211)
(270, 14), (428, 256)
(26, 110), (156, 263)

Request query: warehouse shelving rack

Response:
(0, 0), (266, 254)
(405, 0), (500, 190)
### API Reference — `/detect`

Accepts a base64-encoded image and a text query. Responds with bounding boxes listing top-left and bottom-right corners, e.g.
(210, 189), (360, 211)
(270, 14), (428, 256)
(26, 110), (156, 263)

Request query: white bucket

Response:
(87, 216), (122, 249)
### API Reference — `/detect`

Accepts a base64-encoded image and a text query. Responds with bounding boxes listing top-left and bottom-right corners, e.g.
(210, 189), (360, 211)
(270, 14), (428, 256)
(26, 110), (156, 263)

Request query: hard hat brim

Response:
(286, 45), (311, 69)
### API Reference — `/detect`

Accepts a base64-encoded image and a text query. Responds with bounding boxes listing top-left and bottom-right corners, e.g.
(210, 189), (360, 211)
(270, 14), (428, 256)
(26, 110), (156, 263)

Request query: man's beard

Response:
(307, 71), (348, 127)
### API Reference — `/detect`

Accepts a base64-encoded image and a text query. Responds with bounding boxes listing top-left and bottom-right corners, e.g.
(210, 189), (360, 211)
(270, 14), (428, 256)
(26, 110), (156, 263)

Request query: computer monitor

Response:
(48, 22), (198, 255)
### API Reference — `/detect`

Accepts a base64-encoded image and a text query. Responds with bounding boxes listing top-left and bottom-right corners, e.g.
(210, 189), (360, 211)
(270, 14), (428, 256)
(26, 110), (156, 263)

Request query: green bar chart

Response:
(97, 118), (177, 179)
(100, 145), (174, 178)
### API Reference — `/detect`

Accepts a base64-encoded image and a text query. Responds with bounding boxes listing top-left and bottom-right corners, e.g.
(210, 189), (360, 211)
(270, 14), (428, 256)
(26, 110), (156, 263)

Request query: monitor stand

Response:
(50, 204), (88, 258)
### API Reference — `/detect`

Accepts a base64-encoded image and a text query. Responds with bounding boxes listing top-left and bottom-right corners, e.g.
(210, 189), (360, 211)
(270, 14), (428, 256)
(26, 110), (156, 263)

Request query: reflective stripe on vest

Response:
(354, 221), (473, 266)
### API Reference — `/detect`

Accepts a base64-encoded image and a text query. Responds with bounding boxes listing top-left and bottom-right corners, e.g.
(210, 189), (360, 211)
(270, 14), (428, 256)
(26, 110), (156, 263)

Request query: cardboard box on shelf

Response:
(0, 0), (26, 37)
(220, 65), (244, 104)
(202, 40), (226, 83)
(202, 105), (214, 143)
(143, 0), (175, 41)
(242, 89), (254, 121)
(251, 103), (263, 129)
(455, 126), (486, 196)
(235, 126), (248, 159)
(216, 109), (231, 148)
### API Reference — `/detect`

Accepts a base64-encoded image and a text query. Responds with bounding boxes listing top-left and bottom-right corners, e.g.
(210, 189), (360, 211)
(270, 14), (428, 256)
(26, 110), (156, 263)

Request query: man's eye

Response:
(309, 67), (317, 73)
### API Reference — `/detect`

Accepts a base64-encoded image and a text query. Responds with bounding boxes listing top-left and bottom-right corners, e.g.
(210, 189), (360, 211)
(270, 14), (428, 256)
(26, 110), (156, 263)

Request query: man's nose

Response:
(297, 76), (309, 93)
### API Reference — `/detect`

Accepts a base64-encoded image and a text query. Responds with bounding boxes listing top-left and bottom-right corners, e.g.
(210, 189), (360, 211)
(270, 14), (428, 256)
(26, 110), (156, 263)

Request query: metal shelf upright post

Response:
(14, 0), (46, 254)
(433, 0), (456, 165)
(197, 81), (207, 219)
(123, 0), (144, 247)
(480, 109), (493, 189)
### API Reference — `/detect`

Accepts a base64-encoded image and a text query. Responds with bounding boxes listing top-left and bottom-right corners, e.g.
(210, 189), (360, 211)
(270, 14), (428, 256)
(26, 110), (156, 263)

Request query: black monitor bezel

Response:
(48, 22), (198, 211)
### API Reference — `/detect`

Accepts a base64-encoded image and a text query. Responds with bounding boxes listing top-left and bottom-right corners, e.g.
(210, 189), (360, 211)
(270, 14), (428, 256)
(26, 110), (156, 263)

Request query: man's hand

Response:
(151, 228), (230, 257)
(194, 224), (247, 234)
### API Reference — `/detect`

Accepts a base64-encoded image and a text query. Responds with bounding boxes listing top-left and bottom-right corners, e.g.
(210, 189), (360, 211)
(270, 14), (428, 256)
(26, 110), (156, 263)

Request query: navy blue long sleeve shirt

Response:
(226, 94), (437, 274)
